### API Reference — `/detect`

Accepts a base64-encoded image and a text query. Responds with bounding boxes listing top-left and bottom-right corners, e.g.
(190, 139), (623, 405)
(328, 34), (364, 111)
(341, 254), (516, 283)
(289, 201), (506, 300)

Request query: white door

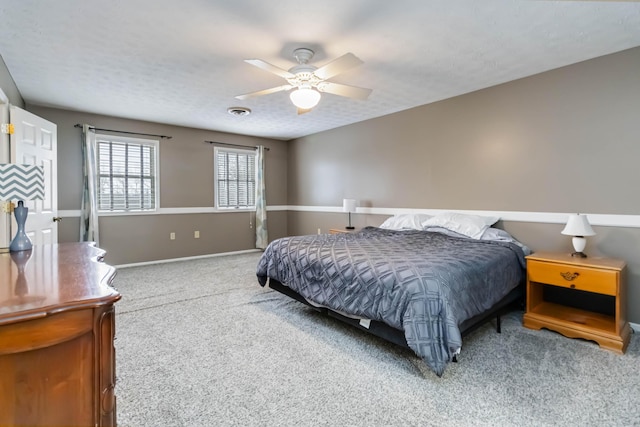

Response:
(10, 106), (58, 246)
(0, 90), (10, 248)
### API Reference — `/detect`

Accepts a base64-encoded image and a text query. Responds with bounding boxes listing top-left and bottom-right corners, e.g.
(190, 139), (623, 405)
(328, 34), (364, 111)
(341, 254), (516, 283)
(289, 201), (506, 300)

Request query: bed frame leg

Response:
(496, 314), (502, 334)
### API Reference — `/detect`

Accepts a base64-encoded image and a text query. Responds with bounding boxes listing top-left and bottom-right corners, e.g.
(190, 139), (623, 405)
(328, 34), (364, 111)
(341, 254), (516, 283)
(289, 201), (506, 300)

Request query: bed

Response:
(256, 213), (528, 376)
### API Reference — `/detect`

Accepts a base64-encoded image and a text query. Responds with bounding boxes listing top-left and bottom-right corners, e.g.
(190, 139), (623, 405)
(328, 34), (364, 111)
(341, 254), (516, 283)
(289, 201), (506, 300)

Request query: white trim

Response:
(295, 206), (640, 228)
(267, 205), (289, 211)
(59, 209), (82, 217)
(104, 207), (224, 216)
(57, 205), (640, 228)
(115, 248), (261, 268)
(59, 205), (289, 217)
(630, 322), (640, 333)
(288, 205), (344, 213)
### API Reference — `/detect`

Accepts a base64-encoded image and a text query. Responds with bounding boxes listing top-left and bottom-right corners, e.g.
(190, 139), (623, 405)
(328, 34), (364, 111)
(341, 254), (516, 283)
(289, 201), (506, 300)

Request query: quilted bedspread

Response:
(256, 227), (526, 376)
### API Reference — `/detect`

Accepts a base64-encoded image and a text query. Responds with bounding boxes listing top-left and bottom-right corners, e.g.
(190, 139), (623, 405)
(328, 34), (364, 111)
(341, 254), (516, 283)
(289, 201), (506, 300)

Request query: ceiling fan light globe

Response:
(290, 88), (321, 109)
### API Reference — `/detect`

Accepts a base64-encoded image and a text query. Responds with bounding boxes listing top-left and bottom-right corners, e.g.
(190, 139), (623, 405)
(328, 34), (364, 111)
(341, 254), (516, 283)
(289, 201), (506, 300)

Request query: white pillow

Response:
(379, 214), (433, 231)
(481, 228), (532, 255)
(421, 212), (499, 239)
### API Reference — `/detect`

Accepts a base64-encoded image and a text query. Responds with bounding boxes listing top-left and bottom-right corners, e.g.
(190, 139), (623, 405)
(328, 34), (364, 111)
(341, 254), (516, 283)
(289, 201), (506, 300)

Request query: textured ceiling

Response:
(1, 0), (639, 141)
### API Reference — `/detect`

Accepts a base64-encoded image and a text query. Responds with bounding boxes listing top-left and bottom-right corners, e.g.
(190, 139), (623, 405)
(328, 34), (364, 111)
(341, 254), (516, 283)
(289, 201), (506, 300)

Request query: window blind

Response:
(97, 137), (157, 211)
(216, 148), (256, 208)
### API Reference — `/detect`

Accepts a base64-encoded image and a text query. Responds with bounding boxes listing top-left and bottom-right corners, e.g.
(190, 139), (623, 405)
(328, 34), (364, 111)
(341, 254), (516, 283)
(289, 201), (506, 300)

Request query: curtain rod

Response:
(204, 140), (270, 151)
(74, 124), (172, 139)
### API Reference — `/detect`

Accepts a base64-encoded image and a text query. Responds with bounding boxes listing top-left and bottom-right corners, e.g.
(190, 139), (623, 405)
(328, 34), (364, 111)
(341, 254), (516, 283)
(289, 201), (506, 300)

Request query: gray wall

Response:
(287, 47), (640, 323)
(2, 47), (639, 323)
(0, 55), (24, 108)
(25, 106), (289, 265)
(289, 47), (640, 212)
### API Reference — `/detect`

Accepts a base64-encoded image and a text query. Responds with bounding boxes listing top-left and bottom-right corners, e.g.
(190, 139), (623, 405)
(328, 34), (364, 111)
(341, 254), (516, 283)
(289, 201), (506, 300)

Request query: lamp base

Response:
(345, 211), (355, 230)
(10, 231), (33, 252)
(9, 201), (33, 252)
(570, 236), (588, 259)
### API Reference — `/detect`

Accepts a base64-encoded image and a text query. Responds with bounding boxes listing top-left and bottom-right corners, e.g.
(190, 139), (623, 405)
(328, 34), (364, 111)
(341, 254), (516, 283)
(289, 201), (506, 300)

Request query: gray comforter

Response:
(256, 227), (526, 376)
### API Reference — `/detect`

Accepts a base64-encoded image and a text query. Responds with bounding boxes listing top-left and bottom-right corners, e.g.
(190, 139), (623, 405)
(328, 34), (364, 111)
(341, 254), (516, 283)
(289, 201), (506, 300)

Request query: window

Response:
(97, 135), (159, 212)
(215, 147), (255, 209)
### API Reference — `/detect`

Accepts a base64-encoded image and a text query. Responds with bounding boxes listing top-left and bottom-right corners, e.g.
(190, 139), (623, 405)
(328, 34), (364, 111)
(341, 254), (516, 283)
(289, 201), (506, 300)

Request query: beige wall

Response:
(287, 47), (640, 323)
(25, 106), (288, 265)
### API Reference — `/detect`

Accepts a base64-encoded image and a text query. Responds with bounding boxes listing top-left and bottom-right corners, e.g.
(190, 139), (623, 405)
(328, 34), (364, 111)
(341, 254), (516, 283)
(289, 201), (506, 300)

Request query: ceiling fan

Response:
(235, 48), (372, 114)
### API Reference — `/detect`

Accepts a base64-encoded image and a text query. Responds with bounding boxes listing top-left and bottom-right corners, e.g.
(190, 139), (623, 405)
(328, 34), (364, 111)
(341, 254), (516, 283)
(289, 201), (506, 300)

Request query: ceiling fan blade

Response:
(244, 59), (296, 79)
(318, 82), (372, 100)
(313, 53), (363, 80)
(235, 84), (293, 100)
(297, 107), (312, 115)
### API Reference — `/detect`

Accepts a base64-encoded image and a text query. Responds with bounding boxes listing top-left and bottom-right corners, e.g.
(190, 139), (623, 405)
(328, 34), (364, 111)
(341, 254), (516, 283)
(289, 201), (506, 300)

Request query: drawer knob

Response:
(560, 271), (580, 281)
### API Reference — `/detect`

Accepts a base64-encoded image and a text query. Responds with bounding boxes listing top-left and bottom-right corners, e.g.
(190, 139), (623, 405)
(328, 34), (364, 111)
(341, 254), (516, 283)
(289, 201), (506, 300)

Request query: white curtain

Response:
(80, 124), (100, 245)
(255, 145), (268, 249)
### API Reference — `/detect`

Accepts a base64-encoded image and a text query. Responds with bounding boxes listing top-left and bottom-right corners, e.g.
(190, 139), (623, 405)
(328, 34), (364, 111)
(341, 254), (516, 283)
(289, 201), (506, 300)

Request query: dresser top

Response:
(0, 242), (120, 324)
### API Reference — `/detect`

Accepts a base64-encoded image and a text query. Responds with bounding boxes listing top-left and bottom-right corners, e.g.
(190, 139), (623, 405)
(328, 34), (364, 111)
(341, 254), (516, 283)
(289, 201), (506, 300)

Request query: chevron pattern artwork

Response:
(0, 164), (45, 201)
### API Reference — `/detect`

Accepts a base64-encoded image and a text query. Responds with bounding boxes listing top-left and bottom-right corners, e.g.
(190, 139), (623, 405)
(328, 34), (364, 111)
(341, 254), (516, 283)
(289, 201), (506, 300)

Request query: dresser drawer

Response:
(527, 260), (617, 296)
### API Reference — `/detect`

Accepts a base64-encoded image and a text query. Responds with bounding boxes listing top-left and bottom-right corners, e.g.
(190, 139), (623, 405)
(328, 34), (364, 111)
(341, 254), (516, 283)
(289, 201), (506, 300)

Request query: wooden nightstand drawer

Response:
(527, 260), (617, 296)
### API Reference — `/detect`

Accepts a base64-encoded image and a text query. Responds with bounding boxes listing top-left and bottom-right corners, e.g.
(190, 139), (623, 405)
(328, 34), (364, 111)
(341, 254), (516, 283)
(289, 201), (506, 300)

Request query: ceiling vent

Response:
(227, 107), (251, 116)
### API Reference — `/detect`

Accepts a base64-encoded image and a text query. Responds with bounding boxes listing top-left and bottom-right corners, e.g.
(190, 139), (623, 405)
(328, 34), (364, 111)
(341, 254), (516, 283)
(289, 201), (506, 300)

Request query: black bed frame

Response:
(267, 278), (524, 360)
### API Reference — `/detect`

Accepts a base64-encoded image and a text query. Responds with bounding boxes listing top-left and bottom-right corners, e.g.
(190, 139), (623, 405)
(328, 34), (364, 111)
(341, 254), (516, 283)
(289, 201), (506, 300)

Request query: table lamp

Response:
(561, 213), (595, 258)
(0, 164), (45, 252)
(343, 198), (357, 230)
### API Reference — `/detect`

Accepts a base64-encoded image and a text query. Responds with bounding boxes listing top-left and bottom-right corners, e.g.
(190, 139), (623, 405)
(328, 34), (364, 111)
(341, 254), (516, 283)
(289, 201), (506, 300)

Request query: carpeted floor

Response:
(113, 252), (639, 427)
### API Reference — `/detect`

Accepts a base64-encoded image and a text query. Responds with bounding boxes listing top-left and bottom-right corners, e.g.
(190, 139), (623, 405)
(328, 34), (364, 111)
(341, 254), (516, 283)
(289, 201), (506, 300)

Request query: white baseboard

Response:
(115, 249), (261, 269)
(631, 322), (639, 333)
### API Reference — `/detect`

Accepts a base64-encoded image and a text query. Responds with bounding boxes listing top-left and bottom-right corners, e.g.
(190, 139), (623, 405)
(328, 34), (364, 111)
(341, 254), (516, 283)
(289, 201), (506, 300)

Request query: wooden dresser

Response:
(0, 243), (120, 427)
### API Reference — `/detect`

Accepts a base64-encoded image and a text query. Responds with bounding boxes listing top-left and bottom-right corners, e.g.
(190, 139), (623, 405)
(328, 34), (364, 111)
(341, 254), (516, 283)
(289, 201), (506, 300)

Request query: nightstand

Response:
(329, 228), (358, 234)
(523, 252), (630, 354)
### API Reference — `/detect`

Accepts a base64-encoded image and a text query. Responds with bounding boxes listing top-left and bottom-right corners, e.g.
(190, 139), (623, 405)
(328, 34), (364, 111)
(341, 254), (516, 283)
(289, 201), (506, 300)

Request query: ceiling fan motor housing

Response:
(287, 69), (322, 89)
(293, 48), (315, 64)
(289, 49), (321, 88)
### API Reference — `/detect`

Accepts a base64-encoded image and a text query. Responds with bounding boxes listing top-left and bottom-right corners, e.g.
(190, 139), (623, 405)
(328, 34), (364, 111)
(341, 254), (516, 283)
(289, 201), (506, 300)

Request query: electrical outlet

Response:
(170, 232), (175, 240)
(194, 231), (200, 239)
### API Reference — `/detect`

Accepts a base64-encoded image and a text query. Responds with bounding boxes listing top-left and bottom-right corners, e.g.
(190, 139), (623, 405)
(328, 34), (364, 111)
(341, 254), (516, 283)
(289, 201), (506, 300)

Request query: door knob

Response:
(53, 217), (62, 222)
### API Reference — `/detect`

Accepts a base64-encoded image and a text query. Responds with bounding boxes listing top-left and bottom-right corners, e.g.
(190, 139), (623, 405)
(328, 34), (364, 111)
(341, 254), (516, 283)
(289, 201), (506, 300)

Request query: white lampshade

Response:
(561, 214), (595, 258)
(290, 87), (321, 109)
(561, 214), (596, 237)
(342, 199), (357, 213)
